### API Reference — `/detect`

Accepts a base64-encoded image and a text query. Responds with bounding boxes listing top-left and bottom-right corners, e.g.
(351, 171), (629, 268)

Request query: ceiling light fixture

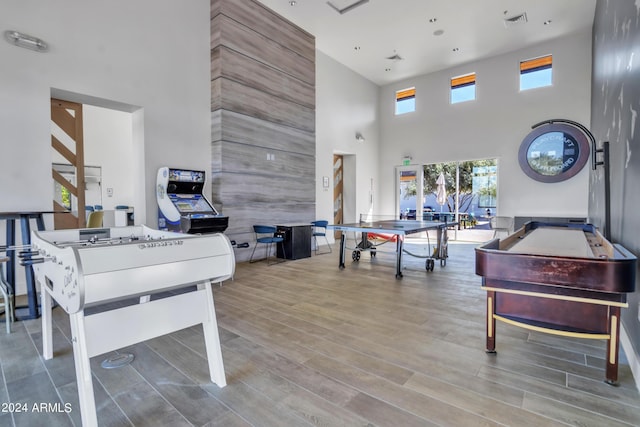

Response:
(544, 20), (552, 25)
(429, 18), (437, 23)
(355, 132), (365, 142)
(4, 30), (48, 52)
(386, 50), (403, 61)
(504, 12), (528, 28)
(289, 1), (297, 6)
(327, 0), (369, 15)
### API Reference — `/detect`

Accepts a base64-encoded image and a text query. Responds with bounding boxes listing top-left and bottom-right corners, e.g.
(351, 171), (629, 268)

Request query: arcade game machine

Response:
(157, 167), (228, 234)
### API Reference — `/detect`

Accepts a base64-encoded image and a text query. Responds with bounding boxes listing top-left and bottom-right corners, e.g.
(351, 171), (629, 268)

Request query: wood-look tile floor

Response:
(1, 242), (639, 426)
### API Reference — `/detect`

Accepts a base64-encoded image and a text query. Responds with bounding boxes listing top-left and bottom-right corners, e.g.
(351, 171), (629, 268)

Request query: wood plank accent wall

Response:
(210, 0), (316, 261)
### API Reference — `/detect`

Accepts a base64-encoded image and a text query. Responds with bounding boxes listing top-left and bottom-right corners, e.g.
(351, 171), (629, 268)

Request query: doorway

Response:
(333, 154), (343, 238)
(49, 92), (139, 230)
(422, 158), (498, 229)
(395, 165), (424, 219)
(51, 98), (86, 229)
(52, 164), (102, 214)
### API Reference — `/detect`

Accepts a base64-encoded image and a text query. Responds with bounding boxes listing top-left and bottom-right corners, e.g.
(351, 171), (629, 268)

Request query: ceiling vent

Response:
(504, 12), (528, 28)
(327, 0), (370, 15)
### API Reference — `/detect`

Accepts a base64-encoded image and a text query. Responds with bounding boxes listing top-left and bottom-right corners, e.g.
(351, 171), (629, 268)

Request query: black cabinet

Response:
(276, 224), (312, 260)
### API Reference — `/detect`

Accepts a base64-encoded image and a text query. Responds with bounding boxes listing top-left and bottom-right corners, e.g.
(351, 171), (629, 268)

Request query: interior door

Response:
(51, 98), (86, 229)
(396, 165), (423, 220)
(333, 154), (343, 238)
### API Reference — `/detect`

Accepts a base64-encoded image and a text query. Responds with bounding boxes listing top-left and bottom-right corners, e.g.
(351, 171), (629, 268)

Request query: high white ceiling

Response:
(256, 0), (596, 86)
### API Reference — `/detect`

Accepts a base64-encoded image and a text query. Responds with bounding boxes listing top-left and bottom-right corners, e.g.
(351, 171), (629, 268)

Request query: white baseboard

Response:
(620, 323), (640, 392)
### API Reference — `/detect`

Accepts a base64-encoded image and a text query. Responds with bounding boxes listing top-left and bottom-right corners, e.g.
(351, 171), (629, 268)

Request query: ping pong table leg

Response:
(395, 235), (403, 278)
(339, 234), (346, 269)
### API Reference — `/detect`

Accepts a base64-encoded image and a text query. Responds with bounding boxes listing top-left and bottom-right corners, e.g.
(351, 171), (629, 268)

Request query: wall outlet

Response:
(107, 187), (113, 197)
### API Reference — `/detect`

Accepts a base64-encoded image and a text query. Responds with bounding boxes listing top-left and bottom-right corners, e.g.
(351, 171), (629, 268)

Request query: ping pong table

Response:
(328, 217), (456, 278)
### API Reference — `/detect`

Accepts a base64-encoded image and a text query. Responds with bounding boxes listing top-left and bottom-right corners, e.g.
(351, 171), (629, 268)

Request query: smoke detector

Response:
(504, 12), (528, 28)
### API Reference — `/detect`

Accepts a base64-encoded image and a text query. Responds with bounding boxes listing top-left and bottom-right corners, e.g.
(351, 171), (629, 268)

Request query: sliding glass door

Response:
(395, 165), (423, 219)
(423, 158), (497, 226)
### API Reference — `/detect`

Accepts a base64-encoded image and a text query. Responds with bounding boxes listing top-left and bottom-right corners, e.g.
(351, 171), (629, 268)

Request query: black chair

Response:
(311, 220), (332, 254)
(249, 225), (285, 264)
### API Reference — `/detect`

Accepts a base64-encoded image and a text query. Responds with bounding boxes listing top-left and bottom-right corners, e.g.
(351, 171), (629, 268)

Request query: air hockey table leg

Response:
(41, 289), (54, 360)
(486, 289), (497, 354)
(605, 306), (621, 385)
(200, 281), (226, 387)
(69, 311), (99, 427)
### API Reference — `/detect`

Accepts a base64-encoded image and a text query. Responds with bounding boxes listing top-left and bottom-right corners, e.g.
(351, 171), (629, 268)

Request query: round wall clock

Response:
(518, 122), (590, 183)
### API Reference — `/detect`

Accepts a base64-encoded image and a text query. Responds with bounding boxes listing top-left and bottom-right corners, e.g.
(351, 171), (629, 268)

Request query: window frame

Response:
(519, 54), (553, 91)
(395, 87), (416, 115)
(450, 72), (476, 104)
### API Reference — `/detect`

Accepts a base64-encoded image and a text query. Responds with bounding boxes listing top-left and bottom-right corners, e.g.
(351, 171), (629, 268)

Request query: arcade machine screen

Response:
(173, 196), (215, 215)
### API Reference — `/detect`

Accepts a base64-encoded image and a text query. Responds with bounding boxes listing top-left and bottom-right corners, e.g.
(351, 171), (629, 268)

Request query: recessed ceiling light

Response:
(354, 46), (361, 50)
(429, 18), (437, 23)
(433, 29), (444, 36)
(385, 68), (392, 72)
(544, 20), (552, 25)
(452, 47), (459, 52)
(289, 1), (296, 6)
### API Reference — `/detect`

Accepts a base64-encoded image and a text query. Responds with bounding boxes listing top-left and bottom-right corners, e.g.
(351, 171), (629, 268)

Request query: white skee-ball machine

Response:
(27, 225), (234, 426)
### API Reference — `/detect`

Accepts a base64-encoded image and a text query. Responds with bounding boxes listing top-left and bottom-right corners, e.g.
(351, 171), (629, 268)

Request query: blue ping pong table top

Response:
(328, 219), (453, 235)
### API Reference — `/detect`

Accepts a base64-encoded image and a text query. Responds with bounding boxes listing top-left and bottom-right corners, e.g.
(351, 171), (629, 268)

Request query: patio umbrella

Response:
(436, 172), (447, 211)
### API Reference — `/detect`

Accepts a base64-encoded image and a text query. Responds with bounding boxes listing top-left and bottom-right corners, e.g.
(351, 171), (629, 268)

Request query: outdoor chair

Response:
(490, 216), (514, 238)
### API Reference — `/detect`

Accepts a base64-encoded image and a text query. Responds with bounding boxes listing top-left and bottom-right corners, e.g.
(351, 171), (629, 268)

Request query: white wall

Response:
(1, 0), (210, 295)
(316, 51), (380, 238)
(0, 0), (211, 225)
(83, 105), (135, 211)
(1, 1), (593, 270)
(378, 31), (593, 219)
